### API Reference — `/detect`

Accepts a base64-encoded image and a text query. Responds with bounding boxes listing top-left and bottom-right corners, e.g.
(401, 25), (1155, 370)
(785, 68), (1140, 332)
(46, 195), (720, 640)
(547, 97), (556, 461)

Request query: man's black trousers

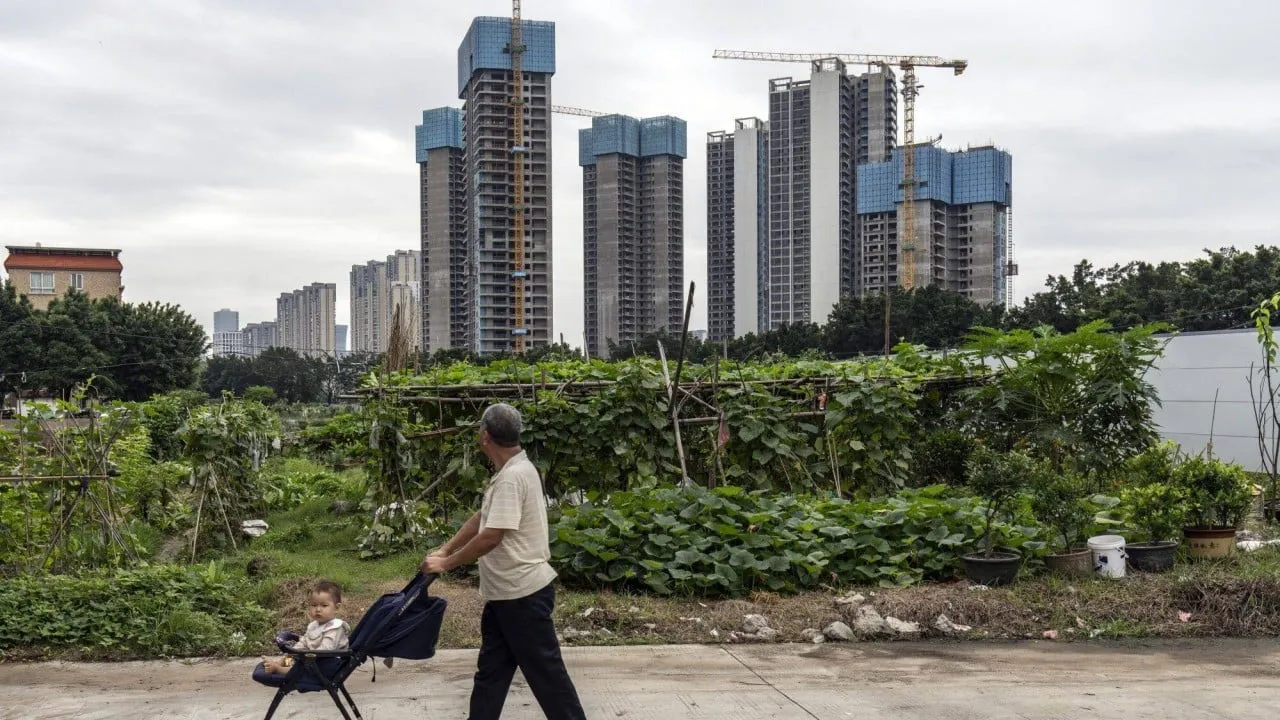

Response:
(468, 583), (586, 720)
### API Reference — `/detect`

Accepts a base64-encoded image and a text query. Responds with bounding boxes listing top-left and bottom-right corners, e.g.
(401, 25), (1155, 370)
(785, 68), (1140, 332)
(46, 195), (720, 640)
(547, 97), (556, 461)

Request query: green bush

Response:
(914, 429), (975, 486)
(1122, 441), (1181, 488)
(1174, 456), (1254, 529)
(0, 564), (272, 658)
(243, 386), (278, 405)
(966, 446), (1034, 557)
(142, 390), (209, 461)
(1119, 482), (1189, 542)
(298, 412), (369, 468)
(549, 486), (1044, 596)
(1031, 467), (1096, 550)
(258, 458), (364, 512)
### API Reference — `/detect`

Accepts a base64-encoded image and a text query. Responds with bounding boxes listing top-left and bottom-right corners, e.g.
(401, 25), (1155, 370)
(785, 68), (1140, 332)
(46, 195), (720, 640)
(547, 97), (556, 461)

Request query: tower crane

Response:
(551, 105), (606, 118)
(507, 0), (529, 354)
(712, 50), (966, 294)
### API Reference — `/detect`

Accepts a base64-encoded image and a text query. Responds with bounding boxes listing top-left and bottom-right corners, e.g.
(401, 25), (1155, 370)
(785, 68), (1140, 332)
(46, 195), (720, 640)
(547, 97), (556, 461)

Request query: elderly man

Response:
(422, 403), (586, 720)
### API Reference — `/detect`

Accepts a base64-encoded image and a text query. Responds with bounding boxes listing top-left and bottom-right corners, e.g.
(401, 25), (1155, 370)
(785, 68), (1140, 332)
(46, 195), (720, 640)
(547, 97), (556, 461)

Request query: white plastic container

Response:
(1088, 534), (1127, 579)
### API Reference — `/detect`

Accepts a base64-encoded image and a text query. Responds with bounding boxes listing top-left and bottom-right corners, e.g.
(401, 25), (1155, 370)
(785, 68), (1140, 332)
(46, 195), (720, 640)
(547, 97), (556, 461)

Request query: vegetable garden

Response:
(2, 320), (1278, 659)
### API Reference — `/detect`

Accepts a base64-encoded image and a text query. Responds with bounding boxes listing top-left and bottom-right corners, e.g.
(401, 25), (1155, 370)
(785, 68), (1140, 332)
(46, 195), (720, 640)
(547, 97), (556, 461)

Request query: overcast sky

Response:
(2, 0), (1278, 346)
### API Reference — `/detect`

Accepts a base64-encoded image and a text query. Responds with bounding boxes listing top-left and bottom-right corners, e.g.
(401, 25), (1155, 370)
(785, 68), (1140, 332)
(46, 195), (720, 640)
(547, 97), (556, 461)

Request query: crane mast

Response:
(509, 0), (528, 354)
(900, 64), (919, 291)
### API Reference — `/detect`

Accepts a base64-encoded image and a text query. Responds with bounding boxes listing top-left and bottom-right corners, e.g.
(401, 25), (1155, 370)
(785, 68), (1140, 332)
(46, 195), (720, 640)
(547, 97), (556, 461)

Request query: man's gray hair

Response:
(480, 403), (522, 448)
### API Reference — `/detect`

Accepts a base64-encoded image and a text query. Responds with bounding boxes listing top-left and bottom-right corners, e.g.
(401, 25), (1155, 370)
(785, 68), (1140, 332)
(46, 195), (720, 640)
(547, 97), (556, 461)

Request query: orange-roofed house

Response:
(3, 245), (124, 310)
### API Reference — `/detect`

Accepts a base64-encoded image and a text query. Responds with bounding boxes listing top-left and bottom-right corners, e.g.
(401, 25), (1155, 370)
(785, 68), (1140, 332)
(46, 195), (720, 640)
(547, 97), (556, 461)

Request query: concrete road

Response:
(3, 640), (1278, 719)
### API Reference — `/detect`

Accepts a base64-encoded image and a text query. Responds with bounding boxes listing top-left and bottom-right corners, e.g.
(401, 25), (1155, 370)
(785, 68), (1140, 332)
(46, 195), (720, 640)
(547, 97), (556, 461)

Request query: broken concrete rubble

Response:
(823, 621), (855, 641)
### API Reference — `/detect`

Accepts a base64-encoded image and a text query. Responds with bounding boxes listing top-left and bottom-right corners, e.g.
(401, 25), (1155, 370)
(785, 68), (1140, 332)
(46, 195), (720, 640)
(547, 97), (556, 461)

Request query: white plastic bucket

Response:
(1088, 535), (1127, 579)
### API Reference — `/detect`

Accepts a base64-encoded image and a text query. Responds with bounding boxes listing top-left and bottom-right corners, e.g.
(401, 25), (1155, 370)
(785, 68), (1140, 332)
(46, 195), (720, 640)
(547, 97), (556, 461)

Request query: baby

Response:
(261, 580), (351, 675)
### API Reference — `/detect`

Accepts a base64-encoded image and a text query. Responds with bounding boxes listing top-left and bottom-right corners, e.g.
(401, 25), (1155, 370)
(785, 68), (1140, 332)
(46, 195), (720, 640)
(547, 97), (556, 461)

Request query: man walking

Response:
(422, 403), (586, 720)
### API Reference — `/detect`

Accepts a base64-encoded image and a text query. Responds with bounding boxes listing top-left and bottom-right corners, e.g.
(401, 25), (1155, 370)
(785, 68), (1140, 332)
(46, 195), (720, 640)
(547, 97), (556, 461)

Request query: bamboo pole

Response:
(678, 410), (827, 426)
(657, 341), (691, 487)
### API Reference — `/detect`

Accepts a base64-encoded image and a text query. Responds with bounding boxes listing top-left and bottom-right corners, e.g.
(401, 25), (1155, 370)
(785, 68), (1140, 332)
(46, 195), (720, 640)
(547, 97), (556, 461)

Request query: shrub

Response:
(966, 446), (1035, 557)
(1120, 482), (1190, 542)
(549, 486), (1043, 596)
(1031, 467), (1096, 550)
(298, 412), (369, 468)
(243, 386), (278, 405)
(1174, 456), (1254, 529)
(142, 390), (209, 461)
(258, 458), (365, 512)
(1122, 441), (1182, 488)
(0, 564), (272, 658)
(914, 429), (975, 486)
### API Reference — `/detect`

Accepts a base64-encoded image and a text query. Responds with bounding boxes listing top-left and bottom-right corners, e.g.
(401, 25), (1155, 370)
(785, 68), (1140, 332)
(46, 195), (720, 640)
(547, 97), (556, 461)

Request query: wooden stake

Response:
(657, 341), (691, 487)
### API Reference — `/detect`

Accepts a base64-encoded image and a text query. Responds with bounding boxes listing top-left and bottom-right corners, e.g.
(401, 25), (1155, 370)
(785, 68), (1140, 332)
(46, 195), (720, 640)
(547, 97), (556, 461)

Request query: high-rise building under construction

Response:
(579, 114), (687, 359)
(706, 60), (896, 339)
(856, 145), (1014, 306)
(416, 107), (468, 354)
(417, 17), (555, 355)
(706, 117), (768, 342)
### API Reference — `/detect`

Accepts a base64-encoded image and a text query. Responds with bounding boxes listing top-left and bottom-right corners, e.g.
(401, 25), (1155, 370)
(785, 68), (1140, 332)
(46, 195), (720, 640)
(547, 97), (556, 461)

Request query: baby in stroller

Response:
(261, 580), (351, 675)
(252, 572), (446, 720)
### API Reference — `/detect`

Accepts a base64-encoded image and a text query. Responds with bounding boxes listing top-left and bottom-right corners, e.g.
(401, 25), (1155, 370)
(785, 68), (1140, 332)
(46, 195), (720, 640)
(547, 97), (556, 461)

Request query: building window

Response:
(30, 272), (54, 294)
(71, 273), (85, 291)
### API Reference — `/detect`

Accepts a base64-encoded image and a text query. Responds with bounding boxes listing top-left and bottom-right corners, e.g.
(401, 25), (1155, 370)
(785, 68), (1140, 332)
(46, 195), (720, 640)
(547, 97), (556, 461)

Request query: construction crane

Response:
(712, 50), (965, 294)
(508, 0), (529, 354)
(713, 50), (966, 356)
(552, 105), (606, 118)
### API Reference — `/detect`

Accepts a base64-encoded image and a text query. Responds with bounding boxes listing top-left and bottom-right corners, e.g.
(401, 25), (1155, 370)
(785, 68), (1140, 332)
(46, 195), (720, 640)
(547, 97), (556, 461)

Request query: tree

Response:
(202, 348), (324, 403)
(0, 282), (39, 393)
(245, 348), (323, 404)
(0, 288), (206, 400)
(320, 351), (380, 403)
(728, 323), (826, 360)
(1006, 247), (1280, 334)
(82, 298), (207, 400)
(202, 355), (258, 397)
(821, 287), (998, 357)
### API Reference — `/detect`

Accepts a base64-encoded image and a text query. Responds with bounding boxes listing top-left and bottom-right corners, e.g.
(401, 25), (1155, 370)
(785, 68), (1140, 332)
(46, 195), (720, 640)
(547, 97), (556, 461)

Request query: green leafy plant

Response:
(297, 412), (370, 469)
(0, 564), (271, 658)
(178, 395), (281, 559)
(914, 429), (976, 486)
(823, 377), (920, 493)
(1119, 482), (1190, 542)
(1251, 292), (1280, 504)
(549, 486), (1043, 597)
(958, 321), (1166, 482)
(1030, 466), (1095, 550)
(1121, 441), (1181, 489)
(1174, 456), (1254, 529)
(966, 446), (1034, 557)
(242, 386), (278, 405)
(141, 390), (209, 461)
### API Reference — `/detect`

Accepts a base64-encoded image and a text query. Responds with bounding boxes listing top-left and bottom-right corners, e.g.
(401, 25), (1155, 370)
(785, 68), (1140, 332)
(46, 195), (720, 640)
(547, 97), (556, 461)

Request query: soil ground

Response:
(4, 639), (1279, 719)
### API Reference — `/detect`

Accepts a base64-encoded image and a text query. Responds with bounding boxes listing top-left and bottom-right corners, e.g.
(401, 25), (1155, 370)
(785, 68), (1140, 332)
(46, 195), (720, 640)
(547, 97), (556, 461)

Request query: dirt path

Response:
(4, 639), (1278, 719)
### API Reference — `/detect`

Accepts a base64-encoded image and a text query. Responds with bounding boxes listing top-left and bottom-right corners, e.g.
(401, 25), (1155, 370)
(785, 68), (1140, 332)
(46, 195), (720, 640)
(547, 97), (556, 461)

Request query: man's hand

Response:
(421, 553), (451, 575)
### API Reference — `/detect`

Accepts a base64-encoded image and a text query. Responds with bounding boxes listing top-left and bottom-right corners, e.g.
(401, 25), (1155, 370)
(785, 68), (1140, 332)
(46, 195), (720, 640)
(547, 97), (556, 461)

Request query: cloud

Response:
(1, 0), (1276, 345)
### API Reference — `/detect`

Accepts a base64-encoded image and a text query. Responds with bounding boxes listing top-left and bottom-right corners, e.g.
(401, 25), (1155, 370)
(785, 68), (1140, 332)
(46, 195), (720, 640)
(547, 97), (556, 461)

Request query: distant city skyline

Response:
(3, 2), (1274, 350)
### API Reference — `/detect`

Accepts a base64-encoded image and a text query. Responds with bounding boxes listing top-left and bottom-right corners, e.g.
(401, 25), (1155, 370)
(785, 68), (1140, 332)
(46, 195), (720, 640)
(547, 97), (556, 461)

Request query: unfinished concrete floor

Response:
(3, 639), (1279, 719)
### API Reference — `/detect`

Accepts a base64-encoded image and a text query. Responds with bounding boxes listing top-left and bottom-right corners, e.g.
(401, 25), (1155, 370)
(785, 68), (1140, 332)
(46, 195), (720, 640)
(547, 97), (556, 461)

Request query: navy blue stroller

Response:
(252, 572), (447, 720)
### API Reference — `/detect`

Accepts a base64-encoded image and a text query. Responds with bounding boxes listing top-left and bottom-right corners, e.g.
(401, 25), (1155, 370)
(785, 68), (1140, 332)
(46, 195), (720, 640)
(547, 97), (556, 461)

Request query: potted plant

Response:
(1030, 466), (1094, 578)
(963, 446), (1031, 586)
(1118, 482), (1187, 572)
(1175, 456), (1253, 559)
